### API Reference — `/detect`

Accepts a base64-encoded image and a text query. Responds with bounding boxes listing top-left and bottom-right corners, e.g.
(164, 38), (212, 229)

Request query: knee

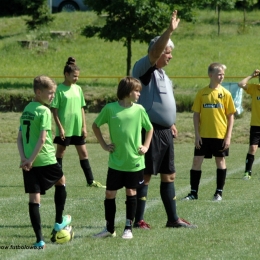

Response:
(105, 190), (115, 199)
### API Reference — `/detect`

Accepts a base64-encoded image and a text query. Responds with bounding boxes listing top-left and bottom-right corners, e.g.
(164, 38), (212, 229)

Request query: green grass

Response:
(0, 111), (252, 144)
(1, 142), (260, 259)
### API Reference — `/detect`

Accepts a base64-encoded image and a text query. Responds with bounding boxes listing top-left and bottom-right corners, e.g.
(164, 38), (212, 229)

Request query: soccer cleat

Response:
(133, 220), (151, 229)
(182, 193), (198, 200)
(213, 194), (222, 201)
(166, 218), (198, 228)
(243, 172), (251, 180)
(54, 215), (72, 232)
(87, 180), (106, 188)
(93, 228), (116, 238)
(122, 229), (133, 239)
(33, 240), (46, 248)
(50, 229), (57, 242)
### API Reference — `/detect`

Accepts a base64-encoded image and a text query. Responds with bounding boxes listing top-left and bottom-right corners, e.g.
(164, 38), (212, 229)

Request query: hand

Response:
(138, 145), (148, 155)
(221, 137), (231, 151)
(251, 69), (260, 78)
(105, 143), (115, 153)
(82, 127), (87, 140)
(59, 127), (65, 141)
(20, 159), (32, 171)
(195, 136), (202, 149)
(169, 10), (180, 32)
(171, 124), (178, 138)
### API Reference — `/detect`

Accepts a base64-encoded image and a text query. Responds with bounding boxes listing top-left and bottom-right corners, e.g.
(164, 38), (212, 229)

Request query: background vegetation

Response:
(0, 9), (260, 112)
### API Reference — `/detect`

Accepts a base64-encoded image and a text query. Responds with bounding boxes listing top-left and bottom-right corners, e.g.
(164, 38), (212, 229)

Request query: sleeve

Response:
(132, 55), (154, 83)
(141, 107), (153, 131)
(50, 88), (60, 108)
(94, 105), (109, 127)
(40, 108), (52, 131)
(225, 93), (236, 115)
(191, 91), (201, 113)
(79, 86), (86, 107)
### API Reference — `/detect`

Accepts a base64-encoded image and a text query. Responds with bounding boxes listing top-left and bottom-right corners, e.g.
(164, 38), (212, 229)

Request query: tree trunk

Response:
(217, 5), (221, 36)
(126, 37), (132, 76)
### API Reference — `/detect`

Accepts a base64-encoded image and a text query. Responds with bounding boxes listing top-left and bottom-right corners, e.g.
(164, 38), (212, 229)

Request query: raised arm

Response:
(149, 10), (180, 66)
(238, 69), (260, 90)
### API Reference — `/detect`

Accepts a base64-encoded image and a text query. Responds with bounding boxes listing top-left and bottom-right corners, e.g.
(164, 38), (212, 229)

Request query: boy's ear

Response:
(35, 88), (41, 96)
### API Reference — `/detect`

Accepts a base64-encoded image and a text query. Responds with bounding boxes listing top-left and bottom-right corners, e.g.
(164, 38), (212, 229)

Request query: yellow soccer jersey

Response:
(192, 85), (236, 138)
(245, 84), (260, 126)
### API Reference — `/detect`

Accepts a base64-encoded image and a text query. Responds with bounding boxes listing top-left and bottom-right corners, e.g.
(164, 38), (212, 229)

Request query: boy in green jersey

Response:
(92, 77), (153, 239)
(17, 75), (71, 248)
(238, 69), (260, 180)
(51, 57), (105, 188)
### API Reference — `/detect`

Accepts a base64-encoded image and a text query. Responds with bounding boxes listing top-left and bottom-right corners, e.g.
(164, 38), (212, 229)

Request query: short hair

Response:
(148, 36), (174, 53)
(208, 63), (227, 74)
(63, 57), (80, 75)
(33, 75), (56, 93)
(117, 77), (142, 100)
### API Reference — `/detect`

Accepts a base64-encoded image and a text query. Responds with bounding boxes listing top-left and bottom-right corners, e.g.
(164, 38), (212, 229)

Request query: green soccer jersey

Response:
(19, 102), (56, 167)
(51, 83), (86, 136)
(94, 102), (153, 172)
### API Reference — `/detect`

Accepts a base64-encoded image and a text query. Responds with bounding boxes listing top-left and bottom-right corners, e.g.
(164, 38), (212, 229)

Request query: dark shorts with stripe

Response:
(106, 168), (144, 190)
(194, 138), (229, 159)
(142, 123), (175, 175)
(53, 136), (86, 146)
(249, 126), (260, 147)
(23, 163), (63, 195)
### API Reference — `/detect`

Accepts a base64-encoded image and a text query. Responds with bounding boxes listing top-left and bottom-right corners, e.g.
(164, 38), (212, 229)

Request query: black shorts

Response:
(142, 123), (175, 175)
(53, 136), (86, 146)
(23, 163), (63, 195)
(106, 168), (144, 190)
(249, 126), (260, 147)
(194, 138), (229, 159)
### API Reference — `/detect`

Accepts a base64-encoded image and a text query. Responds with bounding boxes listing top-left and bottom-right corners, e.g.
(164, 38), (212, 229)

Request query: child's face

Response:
(210, 68), (225, 84)
(129, 88), (141, 102)
(65, 70), (80, 84)
(37, 85), (56, 105)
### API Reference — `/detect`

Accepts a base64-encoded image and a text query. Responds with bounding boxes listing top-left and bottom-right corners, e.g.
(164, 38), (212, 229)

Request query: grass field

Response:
(1, 142), (260, 260)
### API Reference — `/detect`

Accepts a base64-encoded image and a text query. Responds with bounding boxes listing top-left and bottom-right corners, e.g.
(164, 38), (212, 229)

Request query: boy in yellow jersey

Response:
(183, 63), (236, 201)
(17, 76), (71, 248)
(237, 69), (260, 180)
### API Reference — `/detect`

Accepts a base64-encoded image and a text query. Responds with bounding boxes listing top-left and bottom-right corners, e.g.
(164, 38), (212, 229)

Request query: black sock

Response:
(125, 195), (137, 230)
(216, 168), (227, 196)
(190, 169), (202, 195)
(29, 202), (43, 243)
(80, 159), (94, 185)
(54, 185), (67, 224)
(56, 157), (63, 168)
(160, 182), (178, 222)
(135, 185), (148, 223)
(104, 198), (116, 233)
(245, 153), (254, 175)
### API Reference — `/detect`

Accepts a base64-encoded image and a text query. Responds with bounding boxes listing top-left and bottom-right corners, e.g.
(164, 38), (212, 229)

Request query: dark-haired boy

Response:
(92, 76), (153, 239)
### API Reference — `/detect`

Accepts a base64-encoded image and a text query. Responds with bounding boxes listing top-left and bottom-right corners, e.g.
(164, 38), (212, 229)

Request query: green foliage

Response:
(23, 0), (54, 30)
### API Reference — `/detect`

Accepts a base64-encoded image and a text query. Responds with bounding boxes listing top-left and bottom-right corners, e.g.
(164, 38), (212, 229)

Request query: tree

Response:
(202, 0), (236, 35)
(22, 0), (54, 30)
(83, 0), (176, 76)
(236, 0), (258, 26)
